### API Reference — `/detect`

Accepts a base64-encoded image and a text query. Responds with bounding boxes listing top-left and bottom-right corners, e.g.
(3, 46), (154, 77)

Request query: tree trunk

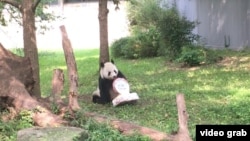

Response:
(60, 25), (81, 111)
(0, 43), (65, 127)
(21, 0), (41, 98)
(98, 0), (110, 63)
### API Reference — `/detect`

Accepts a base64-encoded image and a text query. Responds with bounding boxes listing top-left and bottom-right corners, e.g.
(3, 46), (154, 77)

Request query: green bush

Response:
(111, 36), (140, 59)
(114, 0), (199, 60)
(111, 37), (130, 58)
(111, 26), (160, 59)
(133, 26), (160, 58)
(203, 48), (223, 64)
(177, 45), (205, 66)
(157, 7), (199, 60)
(127, 0), (162, 30)
(177, 45), (222, 66)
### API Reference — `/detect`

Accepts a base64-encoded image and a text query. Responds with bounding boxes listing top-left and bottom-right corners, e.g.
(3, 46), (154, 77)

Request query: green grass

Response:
(39, 48), (250, 139)
(2, 48), (250, 140)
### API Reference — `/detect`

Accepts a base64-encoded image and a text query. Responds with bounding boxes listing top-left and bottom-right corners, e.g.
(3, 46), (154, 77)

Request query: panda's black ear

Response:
(100, 62), (104, 68)
(111, 59), (115, 64)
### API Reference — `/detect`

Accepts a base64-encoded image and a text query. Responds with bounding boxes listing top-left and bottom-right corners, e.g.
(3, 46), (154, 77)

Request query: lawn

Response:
(1, 48), (248, 140)
(38, 48), (250, 139)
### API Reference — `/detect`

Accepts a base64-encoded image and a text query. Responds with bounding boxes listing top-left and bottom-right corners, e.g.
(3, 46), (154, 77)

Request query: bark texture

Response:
(21, 0), (41, 97)
(173, 93), (192, 141)
(85, 112), (173, 141)
(50, 69), (64, 104)
(60, 25), (80, 111)
(98, 0), (110, 63)
(85, 94), (192, 141)
(0, 43), (65, 127)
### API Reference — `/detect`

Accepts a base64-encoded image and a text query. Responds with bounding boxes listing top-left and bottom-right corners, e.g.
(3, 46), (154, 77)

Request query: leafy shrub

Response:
(111, 37), (130, 58)
(156, 7), (200, 60)
(111, 26), (160, 59)
(177, 45), (205, 66)
(114, 0), (200, 60)
(127, 0), (162, 29)
(111, 36), (140, 59)
(177, 45), (222, 66)
(133, 26), (160, 58)
(203, 48), (223, 64)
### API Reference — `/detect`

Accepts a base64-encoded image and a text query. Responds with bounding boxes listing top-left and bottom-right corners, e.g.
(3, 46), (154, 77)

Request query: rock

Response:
(17, 126), (88, 141)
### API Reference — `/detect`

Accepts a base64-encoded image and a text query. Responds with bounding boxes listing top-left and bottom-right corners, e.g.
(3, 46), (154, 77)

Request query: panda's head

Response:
(100, 60), (119, 80)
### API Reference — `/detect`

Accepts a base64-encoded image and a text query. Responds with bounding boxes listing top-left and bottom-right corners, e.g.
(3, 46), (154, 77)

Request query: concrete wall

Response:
(0, 1), (129, 50)
(172, 0), (250, 49)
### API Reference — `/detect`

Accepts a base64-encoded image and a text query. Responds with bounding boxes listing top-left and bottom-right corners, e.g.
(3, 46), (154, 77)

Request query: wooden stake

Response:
(174, 93), (192, 141)
(51, 69), (64, 103)
(60, 25), (80, 111)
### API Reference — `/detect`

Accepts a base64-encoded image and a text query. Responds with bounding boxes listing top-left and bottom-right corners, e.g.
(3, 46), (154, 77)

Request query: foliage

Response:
(0, 110), (33, 141)
(11, 47), (24, 57)
(177, 45), (206, 66)
(111, 36), (132, 58)
(112, 0), (199, 60)
(157, 7), (199, 60)
(111, 26), (160, 59)
(177, 45), (222, 66)
(69, 111), (150, 141)
(0, 0), (60, 33)
(51, 102), (60, 114)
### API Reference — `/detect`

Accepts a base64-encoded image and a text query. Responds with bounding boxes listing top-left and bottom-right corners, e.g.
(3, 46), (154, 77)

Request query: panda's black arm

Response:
(98, 77), (112, 104)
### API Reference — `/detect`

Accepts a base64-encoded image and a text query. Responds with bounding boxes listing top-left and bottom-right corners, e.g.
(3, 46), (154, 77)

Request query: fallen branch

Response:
(173, 93), (192, 141)
(85, 93), (191, 141)
(85, 112), (174, 141)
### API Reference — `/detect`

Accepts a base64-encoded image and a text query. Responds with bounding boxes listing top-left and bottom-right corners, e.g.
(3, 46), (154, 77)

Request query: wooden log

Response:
(50, 69), (64, 103)
(85, 112), (174, 141)
(174, 93), (192, 141)
(60, 25), (80, 111)
(84, 94), (192, 141)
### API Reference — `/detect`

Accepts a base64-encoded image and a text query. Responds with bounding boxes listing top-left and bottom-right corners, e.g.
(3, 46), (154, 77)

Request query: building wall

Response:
(197, 0), (249, 49)
(172, 0), (250, 49)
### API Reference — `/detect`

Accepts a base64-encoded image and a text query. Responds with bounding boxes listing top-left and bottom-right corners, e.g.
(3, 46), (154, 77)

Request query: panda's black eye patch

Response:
(108, 71), (111, 76)
(114, 70), (117, 74)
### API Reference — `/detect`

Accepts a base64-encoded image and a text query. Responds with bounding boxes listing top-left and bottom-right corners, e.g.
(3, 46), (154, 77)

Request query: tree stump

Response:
(60, 25), (81, 111)
(0, 43), (35, 110)
(0, 43), (65, 127)
(50, 69), (64, 104)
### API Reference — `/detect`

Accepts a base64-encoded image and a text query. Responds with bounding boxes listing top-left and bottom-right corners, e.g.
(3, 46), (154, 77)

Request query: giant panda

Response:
(92, 59), (127, 104)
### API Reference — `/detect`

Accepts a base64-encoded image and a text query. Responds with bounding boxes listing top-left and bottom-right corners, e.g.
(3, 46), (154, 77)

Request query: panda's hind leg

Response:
(92, 88), (102, 103)
(92, 88), (109, 104)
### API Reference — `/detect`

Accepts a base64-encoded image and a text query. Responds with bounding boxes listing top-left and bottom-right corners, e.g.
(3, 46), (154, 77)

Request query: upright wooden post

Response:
(174, 93), (192, 141)
(51, 69), (64, 104)
(60, 25), (80, 111)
